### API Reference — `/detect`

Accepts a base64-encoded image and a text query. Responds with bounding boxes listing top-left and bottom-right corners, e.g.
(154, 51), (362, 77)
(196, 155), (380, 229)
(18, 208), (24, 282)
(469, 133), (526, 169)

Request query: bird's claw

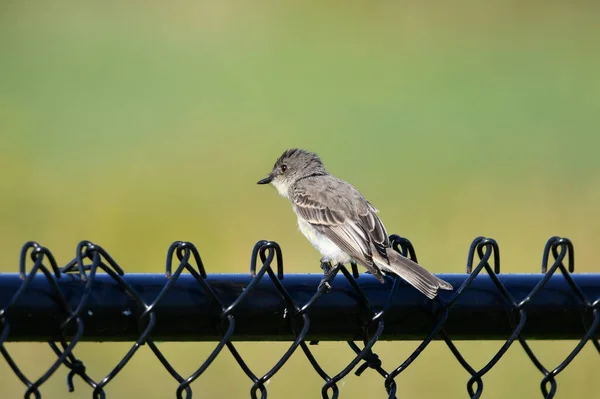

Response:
(318, 278), (333, 293)
(320, 259), (333, 274)
(318, 260), (337, 293)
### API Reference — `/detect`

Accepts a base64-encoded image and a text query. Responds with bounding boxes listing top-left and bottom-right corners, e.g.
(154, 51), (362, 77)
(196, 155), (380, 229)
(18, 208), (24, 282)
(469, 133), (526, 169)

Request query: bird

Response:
(257, 148), (453, 299)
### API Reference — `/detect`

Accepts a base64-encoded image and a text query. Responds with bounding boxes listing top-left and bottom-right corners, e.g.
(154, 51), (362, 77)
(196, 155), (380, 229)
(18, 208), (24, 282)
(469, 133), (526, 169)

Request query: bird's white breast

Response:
(296, 217), (352, 263)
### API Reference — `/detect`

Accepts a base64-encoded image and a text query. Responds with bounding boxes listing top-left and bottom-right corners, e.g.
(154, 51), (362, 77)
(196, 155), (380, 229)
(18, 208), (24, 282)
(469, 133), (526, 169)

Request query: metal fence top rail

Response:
(0, 273), (598, 342)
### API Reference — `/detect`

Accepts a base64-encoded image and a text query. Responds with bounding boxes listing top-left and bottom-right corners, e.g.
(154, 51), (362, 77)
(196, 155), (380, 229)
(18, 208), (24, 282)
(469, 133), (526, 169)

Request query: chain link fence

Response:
(0, 235), (598, 399)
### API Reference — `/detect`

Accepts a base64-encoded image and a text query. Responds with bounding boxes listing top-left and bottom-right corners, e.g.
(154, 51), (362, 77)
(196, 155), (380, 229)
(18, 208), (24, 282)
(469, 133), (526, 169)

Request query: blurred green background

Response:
(1, 1), (599, 398)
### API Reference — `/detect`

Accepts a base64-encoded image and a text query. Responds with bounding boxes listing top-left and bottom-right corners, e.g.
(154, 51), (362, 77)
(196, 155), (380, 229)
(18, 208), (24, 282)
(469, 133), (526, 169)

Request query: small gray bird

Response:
(257, 148), (453, 299)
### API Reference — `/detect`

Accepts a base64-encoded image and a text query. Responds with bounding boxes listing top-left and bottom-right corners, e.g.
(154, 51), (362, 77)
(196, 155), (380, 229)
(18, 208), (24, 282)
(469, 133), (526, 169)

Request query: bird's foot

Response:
(320, 259), (333, 274)
(318, 260), (339, 294)
(318, 278), (333, 293)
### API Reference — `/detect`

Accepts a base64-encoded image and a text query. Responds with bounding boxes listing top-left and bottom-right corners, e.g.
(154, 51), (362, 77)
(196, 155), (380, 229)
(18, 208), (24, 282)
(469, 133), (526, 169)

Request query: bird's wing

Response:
(360, 201), (390, 263)
(291, 178), (389, 265)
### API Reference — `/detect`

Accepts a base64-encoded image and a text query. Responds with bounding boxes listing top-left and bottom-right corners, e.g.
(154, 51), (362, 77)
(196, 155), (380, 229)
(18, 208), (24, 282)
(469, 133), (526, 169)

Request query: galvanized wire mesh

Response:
(0, 236), (598, 399)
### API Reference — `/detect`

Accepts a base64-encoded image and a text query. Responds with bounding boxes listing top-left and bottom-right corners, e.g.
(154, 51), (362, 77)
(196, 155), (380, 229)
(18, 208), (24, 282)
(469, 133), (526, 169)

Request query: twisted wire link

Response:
(1, 242), (72, 399)
(145, 242), (210, 399)
(515, 237), (600, 399)
(0, 236), (598, 398)
(438, 237), (527, 399)
(62, 241), (159, 399)
(381, 235), (450, 399)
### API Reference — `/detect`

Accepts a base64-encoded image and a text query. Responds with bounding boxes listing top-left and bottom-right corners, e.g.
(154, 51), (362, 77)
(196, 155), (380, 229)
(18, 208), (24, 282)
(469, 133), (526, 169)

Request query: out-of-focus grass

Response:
(1, 1), (599, 398)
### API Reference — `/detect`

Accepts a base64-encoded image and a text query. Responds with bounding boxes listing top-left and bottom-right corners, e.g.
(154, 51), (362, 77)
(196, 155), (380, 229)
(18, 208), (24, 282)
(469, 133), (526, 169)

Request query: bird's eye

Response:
(281, 164), (287, 172)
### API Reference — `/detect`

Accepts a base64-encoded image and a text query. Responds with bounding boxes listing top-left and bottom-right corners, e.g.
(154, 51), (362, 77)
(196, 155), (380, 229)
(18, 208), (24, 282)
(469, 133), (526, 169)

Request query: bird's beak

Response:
(257, 174), (273, 185)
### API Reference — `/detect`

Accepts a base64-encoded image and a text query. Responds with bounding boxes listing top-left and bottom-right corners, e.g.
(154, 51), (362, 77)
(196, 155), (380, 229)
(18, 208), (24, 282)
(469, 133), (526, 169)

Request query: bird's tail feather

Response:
(374, 250), (453, 299)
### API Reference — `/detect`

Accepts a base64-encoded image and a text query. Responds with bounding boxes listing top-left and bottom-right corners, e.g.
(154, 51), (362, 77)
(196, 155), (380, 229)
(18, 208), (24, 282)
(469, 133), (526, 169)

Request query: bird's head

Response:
(257, 148), (326, 197)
